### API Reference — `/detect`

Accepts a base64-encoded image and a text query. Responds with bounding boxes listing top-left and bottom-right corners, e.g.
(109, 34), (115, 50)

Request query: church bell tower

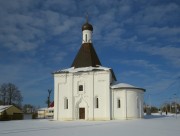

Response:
(82, 17), (93, 43)
(71, 17), (101, 68)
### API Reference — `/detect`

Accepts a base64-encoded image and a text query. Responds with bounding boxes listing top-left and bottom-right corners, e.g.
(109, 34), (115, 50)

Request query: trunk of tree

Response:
(3, 95), (6, 105)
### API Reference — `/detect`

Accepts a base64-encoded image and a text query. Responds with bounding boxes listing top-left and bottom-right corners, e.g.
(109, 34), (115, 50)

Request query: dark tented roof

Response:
(70, 43), (117, 81)
(71, 43), (101, 68)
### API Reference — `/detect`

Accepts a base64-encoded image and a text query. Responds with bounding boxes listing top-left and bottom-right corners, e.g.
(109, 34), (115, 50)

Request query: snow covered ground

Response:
(0, 114), (180, 136)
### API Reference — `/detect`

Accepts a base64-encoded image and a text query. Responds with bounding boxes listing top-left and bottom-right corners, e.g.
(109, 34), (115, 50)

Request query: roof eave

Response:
(111, 87), (146, 92)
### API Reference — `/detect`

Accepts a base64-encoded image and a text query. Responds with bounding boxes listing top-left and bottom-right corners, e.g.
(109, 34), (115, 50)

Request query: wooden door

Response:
(79, 108), (85, 119)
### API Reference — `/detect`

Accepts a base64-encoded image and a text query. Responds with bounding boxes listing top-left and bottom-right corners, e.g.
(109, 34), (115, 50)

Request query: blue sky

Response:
(0, 0), (180, 108)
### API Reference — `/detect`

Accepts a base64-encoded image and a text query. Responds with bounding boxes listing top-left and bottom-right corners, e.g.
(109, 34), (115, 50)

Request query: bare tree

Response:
(0, 83), (23, 107)
(23, 104), (36, 113)
(0, 84), (7, 105)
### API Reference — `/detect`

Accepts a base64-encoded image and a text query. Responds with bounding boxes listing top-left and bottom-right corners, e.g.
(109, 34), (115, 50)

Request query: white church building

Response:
(53, 19), (145, 121)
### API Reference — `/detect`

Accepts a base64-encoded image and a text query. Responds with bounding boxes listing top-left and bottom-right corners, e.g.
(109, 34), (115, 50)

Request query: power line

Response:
(147, 76), (180, 96)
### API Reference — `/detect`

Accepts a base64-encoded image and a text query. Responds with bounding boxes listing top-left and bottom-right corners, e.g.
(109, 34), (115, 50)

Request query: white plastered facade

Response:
(54, 68), (112, 120)
(53, 67), (145, 121)
(111, 88), (144, 119)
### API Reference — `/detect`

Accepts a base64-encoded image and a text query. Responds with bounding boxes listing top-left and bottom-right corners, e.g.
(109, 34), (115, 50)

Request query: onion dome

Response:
(82, 22), (93, 31)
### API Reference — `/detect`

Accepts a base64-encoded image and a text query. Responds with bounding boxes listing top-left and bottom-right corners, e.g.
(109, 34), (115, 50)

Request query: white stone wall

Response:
(54, 70), (111, 121)
(112, 88), (144, 119)
(126, 89), (144, 119)
(54, 69), (144, 121)
(93, 71), (111, 120)
(111, 89), (125, 119)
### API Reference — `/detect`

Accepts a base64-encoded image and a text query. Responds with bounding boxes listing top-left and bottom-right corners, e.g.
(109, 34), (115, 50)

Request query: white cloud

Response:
(141, 3), (179, 24)
(0, 0), (180, 106)
(0, 57), (52, 87)
(120, 59), (160, 71)
(137, 26), (180, 37)
(136, 45), (180, 68)
(43, 0), (77, 13)
(122, 2), (180, 26)
(0, 1), (82, 52)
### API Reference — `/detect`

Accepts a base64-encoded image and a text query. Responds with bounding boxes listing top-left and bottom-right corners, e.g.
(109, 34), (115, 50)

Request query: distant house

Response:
(37, 107), (54, 119)
(0, 105), (23, 120)
(37, 102), (54, 119)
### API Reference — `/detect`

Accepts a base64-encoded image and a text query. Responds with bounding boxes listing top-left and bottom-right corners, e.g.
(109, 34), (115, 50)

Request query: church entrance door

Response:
(79, 108), (85, 119)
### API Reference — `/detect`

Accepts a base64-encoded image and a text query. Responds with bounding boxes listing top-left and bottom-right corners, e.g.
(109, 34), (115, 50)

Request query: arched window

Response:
(79, 85), (83, 91)
(117, 99), (121, 108)
(64, 97), (68, 109)
(96, 97), (99, 108)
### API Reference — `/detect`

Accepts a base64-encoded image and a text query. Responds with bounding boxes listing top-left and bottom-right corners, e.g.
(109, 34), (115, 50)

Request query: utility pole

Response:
(169, 97), (172, 113)
(174, 94), (177, 119)
(47, 89), (52, 107)
(149, 94), (151, 112)
(125, 90), (127, 120)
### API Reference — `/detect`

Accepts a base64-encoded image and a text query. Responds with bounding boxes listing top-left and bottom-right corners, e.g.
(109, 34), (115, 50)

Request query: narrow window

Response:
(96, 97), (99, 108)
(66, 99), (68, 109)
(117, 99), (121, 108)
(79, 85), (83, 91)
(137, 98), (139, 109)
(64, 98), (68, 109)
(85, 34), (87, 42)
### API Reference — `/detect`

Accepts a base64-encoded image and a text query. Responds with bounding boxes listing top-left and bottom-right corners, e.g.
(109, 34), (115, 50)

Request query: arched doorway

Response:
(76, 98), (88, 120)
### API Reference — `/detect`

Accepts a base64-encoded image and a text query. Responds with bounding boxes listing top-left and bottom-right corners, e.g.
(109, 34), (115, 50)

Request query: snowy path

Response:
(0, 115), (180, 136)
